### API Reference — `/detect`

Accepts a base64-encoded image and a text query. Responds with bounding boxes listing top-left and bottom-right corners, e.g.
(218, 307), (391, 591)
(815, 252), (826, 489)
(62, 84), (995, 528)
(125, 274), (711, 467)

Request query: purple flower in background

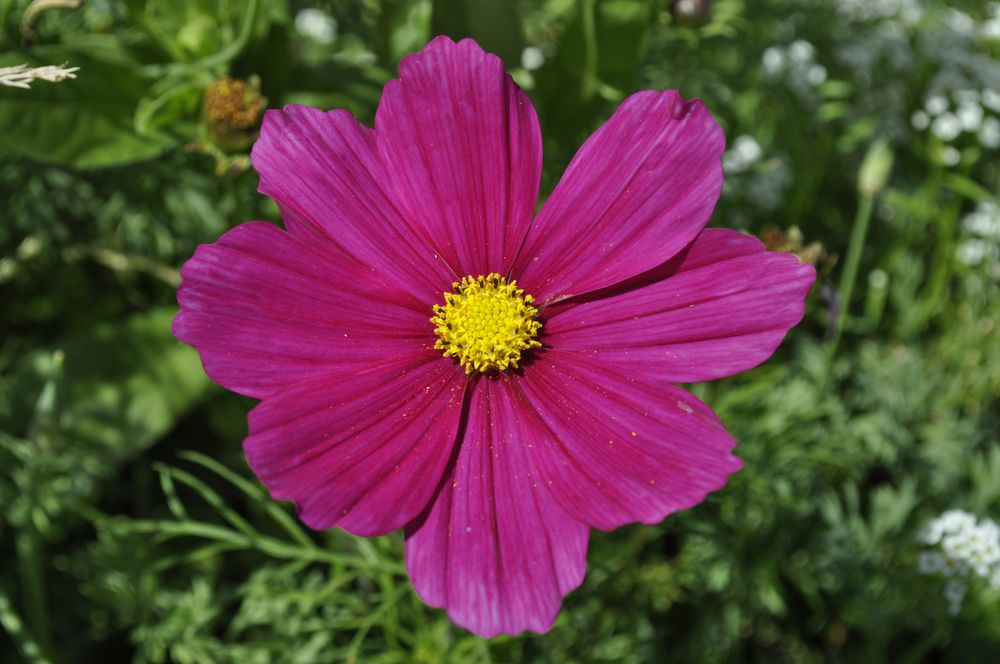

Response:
(173, 36), (814, 637)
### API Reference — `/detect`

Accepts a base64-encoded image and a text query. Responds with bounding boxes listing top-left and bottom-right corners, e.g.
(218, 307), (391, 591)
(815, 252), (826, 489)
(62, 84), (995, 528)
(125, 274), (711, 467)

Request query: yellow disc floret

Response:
(431, 273), (542, 374)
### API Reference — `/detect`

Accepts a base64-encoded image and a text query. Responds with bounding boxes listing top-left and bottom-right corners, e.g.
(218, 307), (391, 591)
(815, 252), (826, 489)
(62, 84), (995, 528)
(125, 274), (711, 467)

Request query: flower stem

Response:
(15, 524), (52, 662)
(581, 0), (598, 98)
(0, 587), (53, 664)
(831, 193), (874, 356)
(820, 190), (876, 392)
(915, 188), (962, 329)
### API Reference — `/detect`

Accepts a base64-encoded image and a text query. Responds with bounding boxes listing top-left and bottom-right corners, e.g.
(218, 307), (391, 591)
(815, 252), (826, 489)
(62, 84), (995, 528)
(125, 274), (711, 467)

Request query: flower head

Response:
(0, 63), (79, 89)
(174, 36), (815, 637)
(917, 509), (1000, 615)
(202, 75), (266, 151)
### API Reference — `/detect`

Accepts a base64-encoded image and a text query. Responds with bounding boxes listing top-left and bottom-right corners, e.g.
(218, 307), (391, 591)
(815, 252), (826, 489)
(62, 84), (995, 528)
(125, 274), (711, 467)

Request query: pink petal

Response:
(515, 353), (742, 531)
(544, 229), (816, 382)
(173, 222), (434, 399)
(513, 90), (725, 304)
(375, 36), (542, 277)
(251, 104), (455, 302)
(405, 377), (589, 638)
(245, 352), (467, 537)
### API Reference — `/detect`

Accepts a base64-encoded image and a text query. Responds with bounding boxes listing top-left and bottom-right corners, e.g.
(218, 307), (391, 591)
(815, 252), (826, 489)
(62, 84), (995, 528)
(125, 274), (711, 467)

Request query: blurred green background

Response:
(2, 0), (1000, 661)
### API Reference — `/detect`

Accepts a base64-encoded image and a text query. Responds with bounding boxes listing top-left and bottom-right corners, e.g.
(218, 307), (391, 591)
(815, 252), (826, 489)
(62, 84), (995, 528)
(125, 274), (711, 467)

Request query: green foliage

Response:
(1, 309), (211, 537)
(0, 44), (175, 168)
(1, 0), (999, 662)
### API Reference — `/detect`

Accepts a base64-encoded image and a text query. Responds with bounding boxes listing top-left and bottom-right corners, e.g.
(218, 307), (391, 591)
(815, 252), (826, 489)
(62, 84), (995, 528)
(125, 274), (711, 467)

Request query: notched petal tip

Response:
(514, 87), (726, 301)
(375, 31), (542, 277)
(544, 228), (818, 384)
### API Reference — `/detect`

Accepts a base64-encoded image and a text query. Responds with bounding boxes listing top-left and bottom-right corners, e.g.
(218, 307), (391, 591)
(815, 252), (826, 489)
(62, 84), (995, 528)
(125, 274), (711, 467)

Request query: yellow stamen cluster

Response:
(431, 273), (542, 374)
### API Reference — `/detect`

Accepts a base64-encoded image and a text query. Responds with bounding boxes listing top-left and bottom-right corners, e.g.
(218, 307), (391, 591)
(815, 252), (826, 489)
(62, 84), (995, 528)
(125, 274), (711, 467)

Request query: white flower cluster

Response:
(921, 5), (1000, 41)
(836, 0), (924, 26)
(762, 40), (827, 99)
(910, 88), (1000, 165)
(722, 135), (762, 174)
(956, 202), (1000, 268)
(917, 510), (1000, 615)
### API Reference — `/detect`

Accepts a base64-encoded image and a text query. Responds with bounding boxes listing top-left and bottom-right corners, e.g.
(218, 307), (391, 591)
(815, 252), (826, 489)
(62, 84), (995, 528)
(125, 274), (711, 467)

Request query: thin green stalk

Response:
(0, 588), (52, 664)
(831, 193), (875, 357)
(344, 583), (408, 664)
(0, 0), (16, 45)
(581, 0), (598, 98)
(916, 194), (962, 328)
(15, 523), (52, 661)
(112, 519), (405, 574)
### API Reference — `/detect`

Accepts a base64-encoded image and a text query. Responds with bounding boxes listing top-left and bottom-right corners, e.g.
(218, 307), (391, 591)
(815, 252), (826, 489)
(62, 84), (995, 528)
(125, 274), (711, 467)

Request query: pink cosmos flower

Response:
(174, 36), (815, 637)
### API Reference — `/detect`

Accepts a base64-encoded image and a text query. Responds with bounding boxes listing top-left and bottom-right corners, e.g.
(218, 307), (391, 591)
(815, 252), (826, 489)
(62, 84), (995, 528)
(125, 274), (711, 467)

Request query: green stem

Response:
(0, 587), (52, 664)
(110, 519), (405, 574)
(916, 193), (962, 329)
(15, 524), (52, 661)
(581, 0), (598, 98)
(831, 193), (875, 356)
(0, 0), (16, 47)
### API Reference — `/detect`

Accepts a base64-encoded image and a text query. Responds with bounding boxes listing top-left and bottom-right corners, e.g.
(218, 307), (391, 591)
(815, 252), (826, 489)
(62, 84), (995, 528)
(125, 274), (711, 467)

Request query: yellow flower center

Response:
(431, 273), (542, 374)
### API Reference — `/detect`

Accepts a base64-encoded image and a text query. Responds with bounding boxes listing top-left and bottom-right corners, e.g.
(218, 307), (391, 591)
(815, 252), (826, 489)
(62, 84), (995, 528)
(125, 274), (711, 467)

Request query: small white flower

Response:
(521, 47), (545, 71)
(789, 40), (814, 64)
(939, 146), (961, 166)
(983, 19), (1000, 40)
(918, 520), (945, 545)
(925, 95), (949, 116)
(295, 8), (337, 44)
(722, 135), (763, 174)
(956, 239), (990, 265)
(956, 104), (984, 132)
(806, 64), (827, 87)
(945, 9), (976, 36)
(868, 269), (888, 289)
(983, 89), (1000, 112)
(734, 135), (762, 163)
(955, 89), (980, 105)
(932, 113), (962, 142)
(963, 203), (1000, 239)
(940, 510), (978, 533)
(762, 47), (785, 76)
(979, 117), (1000, 149)
(911, 110), (930, 131)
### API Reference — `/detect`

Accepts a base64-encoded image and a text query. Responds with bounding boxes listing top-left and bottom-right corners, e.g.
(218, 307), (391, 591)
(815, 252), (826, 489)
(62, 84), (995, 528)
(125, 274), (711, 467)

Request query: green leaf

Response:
(1, 309), (211, 532)
(43, 308), (210, 451)
(0, 46), (175, 168)
(944, 173), (996, 203)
